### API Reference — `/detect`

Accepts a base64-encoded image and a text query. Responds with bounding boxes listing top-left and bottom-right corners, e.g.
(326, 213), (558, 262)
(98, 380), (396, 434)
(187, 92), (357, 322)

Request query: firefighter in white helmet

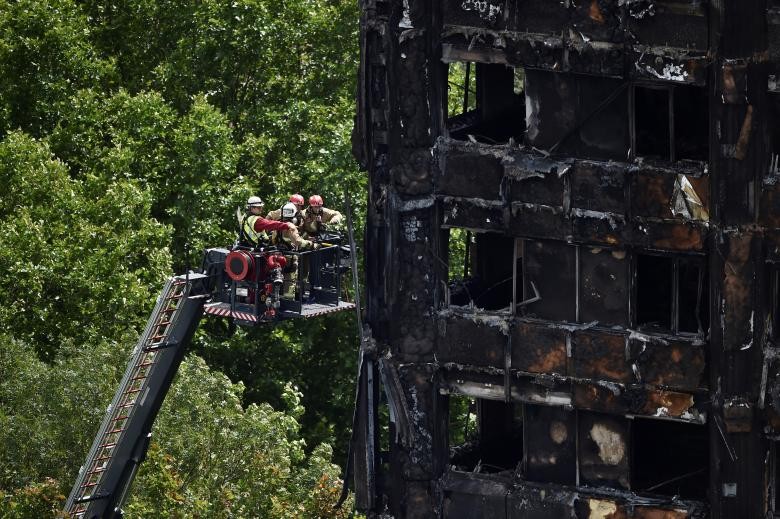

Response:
(272, 202), (319, 251)
(238, 196), (295, 247)
(271, 202), (320, 298)
(266, 193), (305, 223)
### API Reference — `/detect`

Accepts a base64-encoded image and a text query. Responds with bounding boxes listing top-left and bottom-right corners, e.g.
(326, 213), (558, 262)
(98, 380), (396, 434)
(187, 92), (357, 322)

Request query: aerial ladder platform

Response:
(64, 212), (358, 518)
(64, 274), (210, 518)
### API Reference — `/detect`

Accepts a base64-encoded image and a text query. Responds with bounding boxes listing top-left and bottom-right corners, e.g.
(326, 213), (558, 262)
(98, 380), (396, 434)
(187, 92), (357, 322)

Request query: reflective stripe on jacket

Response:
(242, 214), (269, 245)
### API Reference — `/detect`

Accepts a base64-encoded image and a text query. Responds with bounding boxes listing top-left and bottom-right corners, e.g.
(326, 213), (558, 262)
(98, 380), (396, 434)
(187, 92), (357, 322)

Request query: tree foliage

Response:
(0, 0), (362, 514)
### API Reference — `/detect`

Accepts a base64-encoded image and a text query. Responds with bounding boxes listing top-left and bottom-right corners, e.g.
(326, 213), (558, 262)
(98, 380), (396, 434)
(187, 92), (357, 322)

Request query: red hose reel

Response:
(225, 250), (254, 281)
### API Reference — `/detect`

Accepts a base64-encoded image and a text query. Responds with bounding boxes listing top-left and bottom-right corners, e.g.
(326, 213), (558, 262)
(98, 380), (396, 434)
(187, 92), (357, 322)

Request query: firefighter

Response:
(301, 194), (344, 237)
(272, 202), (319, 299)
(272, 203), (319, 251)
(266, 193), (305, 223)
(239, 196), (295, 247)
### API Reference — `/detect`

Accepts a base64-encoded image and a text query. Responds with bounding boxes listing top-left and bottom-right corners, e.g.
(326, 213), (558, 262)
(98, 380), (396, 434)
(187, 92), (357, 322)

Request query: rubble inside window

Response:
(446, 62), (526, 144)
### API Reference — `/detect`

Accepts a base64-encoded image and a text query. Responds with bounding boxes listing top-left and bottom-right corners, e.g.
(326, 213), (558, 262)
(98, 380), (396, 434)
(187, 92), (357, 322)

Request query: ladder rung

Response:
(106, 427), (124, 435)
(81, 482), (99, 488)
(143, 341), (177, 352)
(111, 415), (130, 422)
(86, 467), (106, 475)
(99, 442), (117, 449)
(131, 374), (147, 381)
(135, 361), (154, 368)
(124, 388), (142, 394)
(118, 402), (136, 408)
(95, 455), (112, 462)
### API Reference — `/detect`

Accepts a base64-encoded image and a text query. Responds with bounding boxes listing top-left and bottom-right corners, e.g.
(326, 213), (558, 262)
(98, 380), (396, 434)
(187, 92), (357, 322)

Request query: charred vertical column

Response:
(708, 0), (770, 517)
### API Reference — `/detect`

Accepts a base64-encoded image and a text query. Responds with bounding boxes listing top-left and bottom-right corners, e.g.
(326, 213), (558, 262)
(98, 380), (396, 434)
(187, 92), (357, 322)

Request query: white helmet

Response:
(246, 195), (264, 209)
(281, 202), (297, 219)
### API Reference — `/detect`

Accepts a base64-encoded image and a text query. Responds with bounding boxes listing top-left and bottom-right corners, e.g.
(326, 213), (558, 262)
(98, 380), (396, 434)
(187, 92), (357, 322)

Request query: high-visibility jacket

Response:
(301, 207), (343, 235)
(242, 214), (290, 246)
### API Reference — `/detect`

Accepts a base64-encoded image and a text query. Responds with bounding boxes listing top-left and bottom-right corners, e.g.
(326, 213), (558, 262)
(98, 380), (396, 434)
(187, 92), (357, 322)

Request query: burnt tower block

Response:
(354, 1), (779, 517)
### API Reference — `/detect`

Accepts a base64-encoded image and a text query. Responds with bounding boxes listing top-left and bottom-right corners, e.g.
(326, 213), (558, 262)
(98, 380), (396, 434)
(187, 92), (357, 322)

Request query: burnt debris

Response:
(354, 0), (779, 517)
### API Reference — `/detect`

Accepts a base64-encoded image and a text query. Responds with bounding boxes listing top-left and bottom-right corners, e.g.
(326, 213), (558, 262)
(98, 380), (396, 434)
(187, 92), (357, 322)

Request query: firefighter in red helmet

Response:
(301, 194), (343, 237)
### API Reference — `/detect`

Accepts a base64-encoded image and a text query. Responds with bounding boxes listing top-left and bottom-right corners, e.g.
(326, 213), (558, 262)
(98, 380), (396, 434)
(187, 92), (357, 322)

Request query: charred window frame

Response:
(448, 394), (523, 474)
(445, 227), (520, 312)
(445, 61), (526, 144)
(770, 264), (780, 340)
(769, 93), (780, 176)
(634, 253), (709, 335)
(630, 84), (708, 162)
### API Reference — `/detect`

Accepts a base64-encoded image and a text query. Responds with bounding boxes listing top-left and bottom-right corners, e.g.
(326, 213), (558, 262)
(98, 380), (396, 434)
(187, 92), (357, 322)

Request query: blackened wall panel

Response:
(523, 405), (577, 485)
(578, 412), (631, 490)
(579, 247), (629, 327)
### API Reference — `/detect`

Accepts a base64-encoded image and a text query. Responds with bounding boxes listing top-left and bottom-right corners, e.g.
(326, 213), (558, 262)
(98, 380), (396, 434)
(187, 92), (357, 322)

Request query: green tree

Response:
(0, 0), (116, 136)
(0, 132), (171, 359)
(0, 0), (365, 513)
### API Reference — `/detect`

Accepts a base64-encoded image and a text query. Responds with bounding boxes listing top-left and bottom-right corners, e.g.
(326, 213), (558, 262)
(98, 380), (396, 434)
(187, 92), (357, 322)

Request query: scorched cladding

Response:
(352, 0), (780, 518)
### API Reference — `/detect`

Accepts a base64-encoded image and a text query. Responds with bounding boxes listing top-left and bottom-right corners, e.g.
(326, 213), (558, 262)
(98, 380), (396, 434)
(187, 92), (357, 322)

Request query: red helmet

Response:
(308, 194), (323, 207)
(289, 193), (304, 206)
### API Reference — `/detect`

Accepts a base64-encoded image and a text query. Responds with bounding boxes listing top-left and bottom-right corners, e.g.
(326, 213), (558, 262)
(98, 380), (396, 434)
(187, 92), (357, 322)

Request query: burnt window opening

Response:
(447, 227), (473, 282)
(632, 85), (708, 162)
(771, 265), (780, 340)
(674, 85), (709, 161)
(446, 62), (526, 144)
(769, 93), (780, 176)
(447, 229), (515, 311)
(631, 419), (709, 500)
(514, 239), (525, 314)
(636, 254), (709, 335)
(634, 86), (671, 160)
(448, 394), (523, 474)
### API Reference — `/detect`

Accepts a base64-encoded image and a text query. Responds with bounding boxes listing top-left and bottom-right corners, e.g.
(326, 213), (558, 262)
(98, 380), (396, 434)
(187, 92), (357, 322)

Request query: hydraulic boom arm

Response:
(64, 274), (210, 519)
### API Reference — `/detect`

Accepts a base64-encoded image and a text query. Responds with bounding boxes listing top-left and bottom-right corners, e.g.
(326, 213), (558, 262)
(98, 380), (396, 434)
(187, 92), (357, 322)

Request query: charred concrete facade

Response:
(353, 1), (780, 517)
